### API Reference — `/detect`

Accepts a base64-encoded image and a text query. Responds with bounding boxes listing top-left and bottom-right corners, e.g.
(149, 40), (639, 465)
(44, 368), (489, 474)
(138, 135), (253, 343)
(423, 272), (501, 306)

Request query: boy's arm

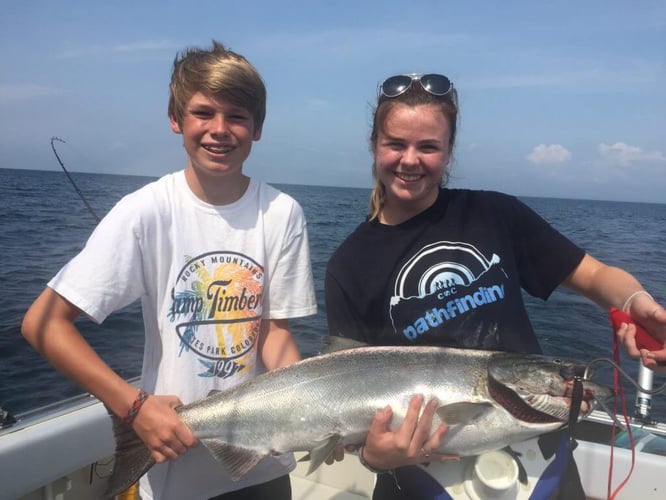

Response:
(21, 287), (197, 462)
(22, 287), (137, 416)
(258, 318), (301, 370)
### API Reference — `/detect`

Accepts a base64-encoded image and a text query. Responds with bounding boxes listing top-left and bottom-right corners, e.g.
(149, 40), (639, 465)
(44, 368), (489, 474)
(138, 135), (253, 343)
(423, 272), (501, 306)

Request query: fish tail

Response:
(104, 414), (155, 499)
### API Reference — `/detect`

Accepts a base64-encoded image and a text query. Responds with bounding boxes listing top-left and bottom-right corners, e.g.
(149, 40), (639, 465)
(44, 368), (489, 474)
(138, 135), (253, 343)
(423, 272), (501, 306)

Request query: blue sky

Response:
(1, 0), (664, 203)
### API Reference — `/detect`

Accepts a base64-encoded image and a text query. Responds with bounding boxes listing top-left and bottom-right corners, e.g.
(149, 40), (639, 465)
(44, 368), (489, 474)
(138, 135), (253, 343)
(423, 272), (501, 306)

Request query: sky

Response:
(1, 0), (664, 203)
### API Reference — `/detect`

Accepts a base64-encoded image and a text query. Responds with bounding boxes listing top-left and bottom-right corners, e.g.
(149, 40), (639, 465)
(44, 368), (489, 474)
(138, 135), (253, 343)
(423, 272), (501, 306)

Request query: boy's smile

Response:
(170, 91), (262, 204)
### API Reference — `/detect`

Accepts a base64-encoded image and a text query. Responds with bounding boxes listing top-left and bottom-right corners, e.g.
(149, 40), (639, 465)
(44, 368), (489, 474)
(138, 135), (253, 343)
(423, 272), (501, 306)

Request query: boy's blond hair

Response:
(168, 40), (266, 129)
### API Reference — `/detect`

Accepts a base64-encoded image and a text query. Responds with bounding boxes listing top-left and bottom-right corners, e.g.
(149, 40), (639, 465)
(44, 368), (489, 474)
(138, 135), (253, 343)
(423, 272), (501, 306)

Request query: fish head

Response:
(487, 353), (613, 423)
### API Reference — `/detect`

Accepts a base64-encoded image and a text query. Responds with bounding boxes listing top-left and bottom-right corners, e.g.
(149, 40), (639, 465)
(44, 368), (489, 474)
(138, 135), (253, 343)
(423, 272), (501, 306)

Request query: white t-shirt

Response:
(49, 171), (317, 499)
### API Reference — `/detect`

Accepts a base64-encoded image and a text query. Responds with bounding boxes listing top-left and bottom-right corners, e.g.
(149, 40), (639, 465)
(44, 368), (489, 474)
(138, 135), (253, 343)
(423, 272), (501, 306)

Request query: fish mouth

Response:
(488, 375), (562, 423)
(486, 354), (614, 423)
(488, 374), (610, 423)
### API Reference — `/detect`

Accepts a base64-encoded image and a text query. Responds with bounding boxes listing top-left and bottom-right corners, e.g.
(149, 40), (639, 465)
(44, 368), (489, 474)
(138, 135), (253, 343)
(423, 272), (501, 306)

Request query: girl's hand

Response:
(615, 293), (666, 373)
(360, 394), (457, 471)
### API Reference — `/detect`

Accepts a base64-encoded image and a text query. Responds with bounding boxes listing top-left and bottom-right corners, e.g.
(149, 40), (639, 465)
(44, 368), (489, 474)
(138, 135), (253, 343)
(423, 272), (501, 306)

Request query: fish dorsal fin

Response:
(436, 402), (494, 425)
(320, 336), (368, 354)
(206, 389), (222, 397)
(306, 434), (342, 474)
(200, 439), (266, 481)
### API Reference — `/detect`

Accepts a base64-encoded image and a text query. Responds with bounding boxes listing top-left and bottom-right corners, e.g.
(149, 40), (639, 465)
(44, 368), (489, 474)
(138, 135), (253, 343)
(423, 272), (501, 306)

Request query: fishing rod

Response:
(50, 137), (101, 223)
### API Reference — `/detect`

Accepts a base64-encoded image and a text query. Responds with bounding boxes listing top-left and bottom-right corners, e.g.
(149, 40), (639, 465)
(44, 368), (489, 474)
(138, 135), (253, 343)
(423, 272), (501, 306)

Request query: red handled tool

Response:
(607, 306), (663, 499)
(609, 307), (662, 351)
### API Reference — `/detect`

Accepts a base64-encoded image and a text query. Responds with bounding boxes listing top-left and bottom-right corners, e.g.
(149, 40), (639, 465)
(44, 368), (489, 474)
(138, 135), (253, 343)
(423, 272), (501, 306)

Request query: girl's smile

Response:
(374, 103), (451, 224)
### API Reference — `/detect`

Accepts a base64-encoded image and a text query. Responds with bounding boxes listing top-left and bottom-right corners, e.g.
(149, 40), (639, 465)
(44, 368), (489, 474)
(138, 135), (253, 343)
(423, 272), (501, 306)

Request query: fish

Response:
(105, 339), (612, 497)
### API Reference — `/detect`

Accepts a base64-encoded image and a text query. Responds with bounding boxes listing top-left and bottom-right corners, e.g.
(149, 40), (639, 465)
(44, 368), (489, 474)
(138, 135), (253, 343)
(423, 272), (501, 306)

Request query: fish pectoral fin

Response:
(201, 438), (266, 481)
(306, 435), (341, 474)
(436, 402), (494, 425)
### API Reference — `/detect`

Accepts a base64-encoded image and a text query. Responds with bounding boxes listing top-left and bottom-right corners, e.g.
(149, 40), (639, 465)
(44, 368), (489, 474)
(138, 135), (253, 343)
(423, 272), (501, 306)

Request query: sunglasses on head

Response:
(380, 74), (453, 98)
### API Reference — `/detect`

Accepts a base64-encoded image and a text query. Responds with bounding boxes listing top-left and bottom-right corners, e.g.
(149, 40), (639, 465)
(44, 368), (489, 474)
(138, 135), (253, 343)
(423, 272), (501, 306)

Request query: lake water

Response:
(1, 167), (664, 421)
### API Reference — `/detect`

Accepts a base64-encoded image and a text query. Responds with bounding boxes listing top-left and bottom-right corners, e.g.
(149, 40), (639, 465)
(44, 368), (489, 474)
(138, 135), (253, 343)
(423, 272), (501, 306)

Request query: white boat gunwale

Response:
(2, 384), (665, 500)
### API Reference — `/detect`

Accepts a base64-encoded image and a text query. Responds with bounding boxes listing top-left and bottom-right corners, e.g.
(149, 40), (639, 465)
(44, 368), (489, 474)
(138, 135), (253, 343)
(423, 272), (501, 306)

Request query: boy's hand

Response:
(132, 395), (199, 463)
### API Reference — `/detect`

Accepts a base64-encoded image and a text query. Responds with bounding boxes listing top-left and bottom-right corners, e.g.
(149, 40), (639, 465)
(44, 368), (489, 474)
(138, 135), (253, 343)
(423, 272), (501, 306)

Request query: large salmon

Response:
(106, 341), (612, 497)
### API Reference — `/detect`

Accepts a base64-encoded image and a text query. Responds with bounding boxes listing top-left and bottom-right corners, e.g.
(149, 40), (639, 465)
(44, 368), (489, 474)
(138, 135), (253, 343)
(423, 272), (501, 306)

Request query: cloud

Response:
(526, 144), (572, 164)
(466, 63), (661, 91)
(304, 97), (331, 110)
(598, 142), (666, 166)
(248, 28), (470, 62)
(0, 83), (60, 101)
(57, 40), (178, 59)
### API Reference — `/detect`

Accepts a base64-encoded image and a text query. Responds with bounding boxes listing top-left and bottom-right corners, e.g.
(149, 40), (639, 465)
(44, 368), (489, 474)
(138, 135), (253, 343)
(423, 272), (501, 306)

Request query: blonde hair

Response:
(367, 84), (458, 221)
(168, 40), (266, 129)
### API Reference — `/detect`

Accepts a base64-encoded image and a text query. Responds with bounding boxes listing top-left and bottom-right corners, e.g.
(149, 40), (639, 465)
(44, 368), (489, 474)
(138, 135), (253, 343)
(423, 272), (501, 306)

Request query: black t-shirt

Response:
(325, 189), (585, 354)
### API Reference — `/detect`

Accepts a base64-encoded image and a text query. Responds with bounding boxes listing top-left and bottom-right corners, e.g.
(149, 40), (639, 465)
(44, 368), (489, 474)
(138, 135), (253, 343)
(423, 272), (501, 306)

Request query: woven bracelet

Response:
(122, 389), (149, 426)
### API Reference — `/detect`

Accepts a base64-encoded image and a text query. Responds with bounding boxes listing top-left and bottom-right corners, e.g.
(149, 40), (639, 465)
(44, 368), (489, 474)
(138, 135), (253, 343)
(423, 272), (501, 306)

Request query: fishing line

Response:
(579, 357), (666, 431)
(584, 356), (666, 498)
(50, 137), (101, 223)
(584, 357), (666, 396)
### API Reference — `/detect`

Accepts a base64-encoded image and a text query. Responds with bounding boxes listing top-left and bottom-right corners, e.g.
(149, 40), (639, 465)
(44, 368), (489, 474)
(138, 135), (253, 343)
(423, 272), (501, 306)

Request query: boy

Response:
(21, 40), (316, 499)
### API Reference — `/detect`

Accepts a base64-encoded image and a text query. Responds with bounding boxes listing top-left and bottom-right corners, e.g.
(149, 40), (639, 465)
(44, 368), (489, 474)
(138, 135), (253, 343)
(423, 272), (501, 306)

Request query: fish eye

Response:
(559, 365), (575, 379)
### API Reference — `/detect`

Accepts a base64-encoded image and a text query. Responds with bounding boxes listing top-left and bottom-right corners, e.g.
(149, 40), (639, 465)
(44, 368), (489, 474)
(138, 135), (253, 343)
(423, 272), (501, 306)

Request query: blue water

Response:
(1, 167), (665, 422)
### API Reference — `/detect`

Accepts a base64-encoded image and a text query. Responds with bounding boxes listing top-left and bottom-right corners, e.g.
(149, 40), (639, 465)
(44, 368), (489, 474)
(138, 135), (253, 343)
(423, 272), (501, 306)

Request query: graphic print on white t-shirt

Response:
(168, 250), (264, 378)
(389, 241), (508, 346)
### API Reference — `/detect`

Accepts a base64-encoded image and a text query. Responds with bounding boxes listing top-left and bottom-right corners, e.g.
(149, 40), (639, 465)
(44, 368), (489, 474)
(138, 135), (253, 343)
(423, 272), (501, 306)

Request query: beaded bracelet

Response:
(358, 445), (392, 475)
(122, 389), (149, 426)
(622, 290), (654, 313)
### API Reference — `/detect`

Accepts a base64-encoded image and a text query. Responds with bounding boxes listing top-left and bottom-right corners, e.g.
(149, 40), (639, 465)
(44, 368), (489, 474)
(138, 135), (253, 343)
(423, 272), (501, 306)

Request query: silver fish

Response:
(106, 341), (612, 497)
